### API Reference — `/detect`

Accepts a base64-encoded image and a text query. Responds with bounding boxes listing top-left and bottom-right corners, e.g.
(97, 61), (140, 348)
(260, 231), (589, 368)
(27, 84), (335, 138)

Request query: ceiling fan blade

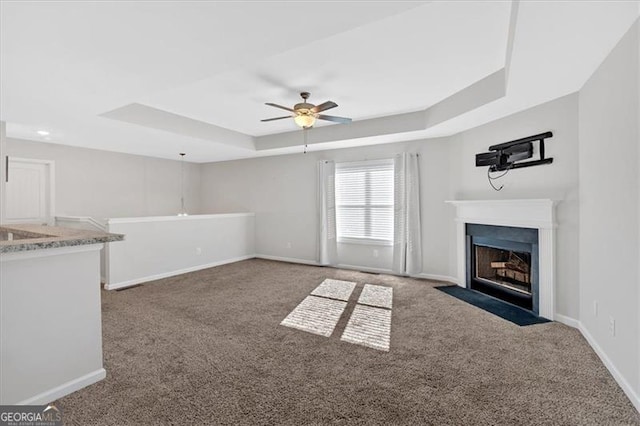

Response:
(261, 116), (292, 122)
(265, 102), (295, 112)
(311, 101), (338, 113)
(317, 114), (352, 124)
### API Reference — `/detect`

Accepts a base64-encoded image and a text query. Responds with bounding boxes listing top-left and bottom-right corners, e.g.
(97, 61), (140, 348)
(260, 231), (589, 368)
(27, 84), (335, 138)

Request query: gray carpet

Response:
(58, 259), (640, 425)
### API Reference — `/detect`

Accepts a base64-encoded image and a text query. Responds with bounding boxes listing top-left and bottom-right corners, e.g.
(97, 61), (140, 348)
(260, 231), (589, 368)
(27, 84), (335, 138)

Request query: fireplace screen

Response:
(474, 245), (532, 295)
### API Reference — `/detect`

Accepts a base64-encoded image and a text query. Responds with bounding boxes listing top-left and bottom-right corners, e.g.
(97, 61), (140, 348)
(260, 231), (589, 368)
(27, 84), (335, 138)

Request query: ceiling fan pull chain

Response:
(303, 127), (308, 154)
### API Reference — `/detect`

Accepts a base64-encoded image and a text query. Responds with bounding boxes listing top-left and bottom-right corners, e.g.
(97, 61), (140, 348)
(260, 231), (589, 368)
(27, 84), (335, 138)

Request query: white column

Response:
(455, 219), (466, 288)
(538, 227), (556, 320)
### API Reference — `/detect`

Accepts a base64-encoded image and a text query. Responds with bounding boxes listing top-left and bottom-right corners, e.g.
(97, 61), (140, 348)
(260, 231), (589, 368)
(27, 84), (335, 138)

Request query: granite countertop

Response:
(0, 224), (124, 254)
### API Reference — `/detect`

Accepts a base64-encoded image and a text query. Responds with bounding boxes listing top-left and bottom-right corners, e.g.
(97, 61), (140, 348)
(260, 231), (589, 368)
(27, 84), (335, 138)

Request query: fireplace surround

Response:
(446, 199), (557, 320)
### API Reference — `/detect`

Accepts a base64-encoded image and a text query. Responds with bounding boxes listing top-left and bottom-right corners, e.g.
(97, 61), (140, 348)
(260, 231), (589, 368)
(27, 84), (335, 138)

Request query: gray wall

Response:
(448, 93), (580, 319)
(200, 138), (453, 276)
(4, 138), (202, 219)
(579, 22), (639, 397)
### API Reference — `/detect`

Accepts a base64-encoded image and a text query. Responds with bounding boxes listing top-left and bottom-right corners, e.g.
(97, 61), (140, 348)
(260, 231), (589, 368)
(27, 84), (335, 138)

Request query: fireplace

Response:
(466, 224), (539, 313)
(446, 199), (556, 320)
(475, 246), (531, 293)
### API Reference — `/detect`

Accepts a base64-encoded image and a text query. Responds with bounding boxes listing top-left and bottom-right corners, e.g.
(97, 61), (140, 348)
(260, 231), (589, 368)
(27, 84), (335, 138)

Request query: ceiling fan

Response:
(261, 92), (352, 129)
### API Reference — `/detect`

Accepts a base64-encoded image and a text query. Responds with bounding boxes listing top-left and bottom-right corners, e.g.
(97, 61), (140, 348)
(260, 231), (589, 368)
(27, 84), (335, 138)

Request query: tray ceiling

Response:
(2, 1), (638, 162)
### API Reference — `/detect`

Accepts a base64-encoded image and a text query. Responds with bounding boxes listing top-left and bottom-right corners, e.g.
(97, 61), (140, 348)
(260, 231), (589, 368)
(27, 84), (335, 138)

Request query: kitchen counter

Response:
(1, 223), (123, 404)
(0, 224), (123, 253)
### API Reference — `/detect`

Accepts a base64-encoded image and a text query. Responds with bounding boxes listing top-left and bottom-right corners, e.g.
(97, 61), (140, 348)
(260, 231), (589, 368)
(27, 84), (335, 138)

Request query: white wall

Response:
(448, 93), (580, 319)
(5, 138), (202, 219)
(200, 138), (453, 276)
(1, 245), (105, 404)
(579, 21), (639, 403)
(0, 122), (6, 225)
(105, 214), (255, 289)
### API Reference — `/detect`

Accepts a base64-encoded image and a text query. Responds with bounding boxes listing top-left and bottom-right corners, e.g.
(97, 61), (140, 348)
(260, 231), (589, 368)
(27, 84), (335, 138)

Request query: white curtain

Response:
(392, 153), (422, 275)
(317, 160), (337, 266)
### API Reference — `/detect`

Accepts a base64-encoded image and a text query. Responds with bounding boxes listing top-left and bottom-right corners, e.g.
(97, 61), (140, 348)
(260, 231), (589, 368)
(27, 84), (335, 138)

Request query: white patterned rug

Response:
(310, 279), (356, 302)
(358, 284), (393, 309)
(280, 296), (347, 337)
(340, 304), (391, 352)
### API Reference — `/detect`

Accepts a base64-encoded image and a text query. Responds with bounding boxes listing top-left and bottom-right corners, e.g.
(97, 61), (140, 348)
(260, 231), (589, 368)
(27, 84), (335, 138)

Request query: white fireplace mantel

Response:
(445, 199), (558, 320)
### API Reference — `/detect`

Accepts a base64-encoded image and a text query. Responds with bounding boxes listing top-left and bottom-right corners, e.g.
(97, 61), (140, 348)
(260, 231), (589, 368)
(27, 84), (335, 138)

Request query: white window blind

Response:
(335, 159), (394, 245)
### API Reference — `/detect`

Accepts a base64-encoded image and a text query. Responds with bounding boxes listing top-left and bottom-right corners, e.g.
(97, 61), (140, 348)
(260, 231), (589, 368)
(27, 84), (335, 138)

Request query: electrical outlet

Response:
(609, 316), (616, 337)
(195, 247), (202, 255)
(286, 242), (292, 249)
(373, 249), (379, 258)
(593, 300), (598, 317)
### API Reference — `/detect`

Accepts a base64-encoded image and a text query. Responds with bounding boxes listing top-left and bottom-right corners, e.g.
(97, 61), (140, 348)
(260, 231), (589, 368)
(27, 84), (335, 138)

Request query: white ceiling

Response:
(142, 1), (510, 136)
(1, 1), (638, 163)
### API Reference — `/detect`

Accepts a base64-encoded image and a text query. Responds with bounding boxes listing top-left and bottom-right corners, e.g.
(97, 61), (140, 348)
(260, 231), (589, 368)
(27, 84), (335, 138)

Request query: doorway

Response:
(3, 157), (55, 225)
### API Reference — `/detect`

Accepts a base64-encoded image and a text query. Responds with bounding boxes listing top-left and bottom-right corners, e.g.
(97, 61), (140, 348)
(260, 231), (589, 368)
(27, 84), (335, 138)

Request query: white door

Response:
(3, 158), (55, 225)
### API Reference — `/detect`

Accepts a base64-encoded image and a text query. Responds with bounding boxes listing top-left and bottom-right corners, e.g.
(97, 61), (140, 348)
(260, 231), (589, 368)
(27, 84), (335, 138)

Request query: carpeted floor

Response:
(58, 259), (640, 425)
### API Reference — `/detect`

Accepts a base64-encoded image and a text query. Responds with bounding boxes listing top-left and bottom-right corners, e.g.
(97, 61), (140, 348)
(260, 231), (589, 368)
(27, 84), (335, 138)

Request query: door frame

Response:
(3, 157), (56, 225)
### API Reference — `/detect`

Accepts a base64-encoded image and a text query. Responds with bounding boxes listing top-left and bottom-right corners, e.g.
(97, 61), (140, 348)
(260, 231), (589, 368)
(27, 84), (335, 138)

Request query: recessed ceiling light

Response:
(37, 130), (50, 136)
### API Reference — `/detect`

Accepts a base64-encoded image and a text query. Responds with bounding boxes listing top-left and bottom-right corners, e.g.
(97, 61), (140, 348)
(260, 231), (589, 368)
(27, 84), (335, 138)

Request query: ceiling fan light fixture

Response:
(262, 92), (350, 128)
(294, 113), (316, 128)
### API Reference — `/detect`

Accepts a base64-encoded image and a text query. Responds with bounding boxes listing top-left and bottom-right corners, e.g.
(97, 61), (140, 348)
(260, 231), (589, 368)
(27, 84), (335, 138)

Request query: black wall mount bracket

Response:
(481, 131), (554, 172)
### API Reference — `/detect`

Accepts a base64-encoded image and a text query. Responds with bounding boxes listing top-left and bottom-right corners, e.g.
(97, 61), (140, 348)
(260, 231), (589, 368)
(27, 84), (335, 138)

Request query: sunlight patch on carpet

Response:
(358, 284), (393, 309)
(310, 279), (356, 301)
(280, 296), (347, 337)
(341, 304), (391, 351)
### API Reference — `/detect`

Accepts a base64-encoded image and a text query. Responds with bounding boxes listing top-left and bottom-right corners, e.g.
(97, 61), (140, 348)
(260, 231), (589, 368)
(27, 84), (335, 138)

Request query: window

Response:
(335, 159), (394, 245)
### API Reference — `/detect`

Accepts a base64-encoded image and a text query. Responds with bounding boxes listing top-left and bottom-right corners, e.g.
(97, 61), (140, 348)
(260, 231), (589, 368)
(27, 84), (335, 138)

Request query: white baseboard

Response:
(555, 314), (640, 411)
(554, 313), (580, 329)
(255, 256), (392, 275)
(335, 263), (393, 275)
(254, 254), (320, 266)
(554, 313), (639, 412)
(104, 255), (255, 290)
(255, 256), (459, 284)
(17, 368), (106, 405)
(577, 323), (640, 413)
(411, 273), (459, 285)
